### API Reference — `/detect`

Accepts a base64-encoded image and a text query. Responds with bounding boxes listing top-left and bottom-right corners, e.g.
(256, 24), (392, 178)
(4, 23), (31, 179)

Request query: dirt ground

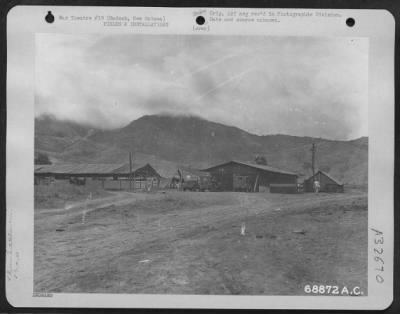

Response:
(34, 189), (367, 295)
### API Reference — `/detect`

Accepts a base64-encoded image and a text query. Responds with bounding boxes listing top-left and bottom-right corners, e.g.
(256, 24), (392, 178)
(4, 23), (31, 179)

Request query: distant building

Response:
(34, 163), (160, 180)
(303, 170), (344, 193)
(202, 160), (298, 192)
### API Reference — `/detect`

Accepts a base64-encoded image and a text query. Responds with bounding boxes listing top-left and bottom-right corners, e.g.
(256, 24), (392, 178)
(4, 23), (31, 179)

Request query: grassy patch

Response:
(35, 179), (112, 209)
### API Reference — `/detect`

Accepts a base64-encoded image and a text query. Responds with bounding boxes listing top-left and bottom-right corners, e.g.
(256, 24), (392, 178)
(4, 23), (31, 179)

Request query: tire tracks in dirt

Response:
(35, 191), (367, 292)
(106, 193), (366, 261)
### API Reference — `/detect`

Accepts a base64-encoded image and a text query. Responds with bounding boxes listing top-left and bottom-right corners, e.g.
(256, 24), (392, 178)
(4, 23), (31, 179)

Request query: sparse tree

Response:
(35, 152), (52, 165)
(254, 155), (268, 165)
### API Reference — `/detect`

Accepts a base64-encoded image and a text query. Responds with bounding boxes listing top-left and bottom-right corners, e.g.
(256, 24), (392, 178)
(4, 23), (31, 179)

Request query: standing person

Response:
(314, 180), (320, 193)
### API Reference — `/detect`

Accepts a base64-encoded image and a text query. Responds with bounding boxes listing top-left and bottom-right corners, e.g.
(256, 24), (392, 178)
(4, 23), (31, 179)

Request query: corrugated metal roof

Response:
(202, 160), (298, 176)
(111, 163), (146, 174)
(35, 163), (136, 175)
(305, 170), (343, 185)
(112, 163), (161, 177)
(177, 168), (210, 179)
(156, 168), (178, 178)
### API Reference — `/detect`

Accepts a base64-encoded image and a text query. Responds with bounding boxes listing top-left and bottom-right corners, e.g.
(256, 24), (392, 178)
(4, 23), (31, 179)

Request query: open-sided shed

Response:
(202, 160), (298, 192)
(303, 170), (344, 193)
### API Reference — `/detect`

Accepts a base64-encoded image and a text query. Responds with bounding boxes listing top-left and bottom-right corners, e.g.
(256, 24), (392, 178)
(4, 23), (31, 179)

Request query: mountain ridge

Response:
(35, 114), (368, 185)
(35, 113), (367, 142)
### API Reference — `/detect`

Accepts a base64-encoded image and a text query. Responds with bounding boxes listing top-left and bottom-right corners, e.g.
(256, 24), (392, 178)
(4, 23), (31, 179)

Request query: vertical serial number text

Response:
(371, 228), (384, 284)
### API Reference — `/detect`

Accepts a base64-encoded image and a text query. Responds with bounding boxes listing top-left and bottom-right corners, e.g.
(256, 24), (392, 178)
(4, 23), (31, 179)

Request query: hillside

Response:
(35, 114), (94, 154)
(35, 114), (368, 185)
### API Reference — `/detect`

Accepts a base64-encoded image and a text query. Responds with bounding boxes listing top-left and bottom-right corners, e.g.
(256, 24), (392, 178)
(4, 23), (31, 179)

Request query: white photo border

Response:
(5, 6), (395, 310)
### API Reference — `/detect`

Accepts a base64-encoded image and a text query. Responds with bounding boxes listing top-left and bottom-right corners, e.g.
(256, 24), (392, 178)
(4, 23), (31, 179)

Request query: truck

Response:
(233, 175), (252, 192)
(182, 175), (219, 192)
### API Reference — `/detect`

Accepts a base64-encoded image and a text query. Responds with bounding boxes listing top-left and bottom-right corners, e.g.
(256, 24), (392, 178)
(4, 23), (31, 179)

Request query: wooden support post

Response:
(253, 175), (259, 192)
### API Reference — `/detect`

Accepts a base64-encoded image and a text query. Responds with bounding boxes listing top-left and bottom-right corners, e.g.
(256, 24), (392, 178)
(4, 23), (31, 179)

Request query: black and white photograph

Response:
(33, 33), (369, 295)
(5, 5), (395, 310)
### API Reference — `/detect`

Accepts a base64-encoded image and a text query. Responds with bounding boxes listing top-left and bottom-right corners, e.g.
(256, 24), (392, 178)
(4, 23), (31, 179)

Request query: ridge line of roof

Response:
(34, 163), (155, 174)
(202, 160), (297, 176)
(306, 170), (343, 185)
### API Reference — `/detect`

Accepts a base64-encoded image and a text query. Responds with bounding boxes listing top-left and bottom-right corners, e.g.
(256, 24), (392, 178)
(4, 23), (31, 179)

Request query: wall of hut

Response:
(304, 172), (344, 193)
(206, 163), (297, 192)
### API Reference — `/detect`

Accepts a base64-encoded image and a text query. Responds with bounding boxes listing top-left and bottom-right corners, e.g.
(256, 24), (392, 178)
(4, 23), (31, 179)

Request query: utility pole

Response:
(310, 143), (316, 177)
(129, 152), (132, 190)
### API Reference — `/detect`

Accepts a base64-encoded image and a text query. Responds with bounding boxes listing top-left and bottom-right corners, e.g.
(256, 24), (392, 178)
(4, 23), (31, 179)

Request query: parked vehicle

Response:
(182, 179), (200, 191)
(233, 175), (252, 192)
(182, 175), (218, 191)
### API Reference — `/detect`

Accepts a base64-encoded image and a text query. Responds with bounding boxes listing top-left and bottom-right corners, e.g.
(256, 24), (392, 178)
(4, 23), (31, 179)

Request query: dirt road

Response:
(34, 190), (367, 295)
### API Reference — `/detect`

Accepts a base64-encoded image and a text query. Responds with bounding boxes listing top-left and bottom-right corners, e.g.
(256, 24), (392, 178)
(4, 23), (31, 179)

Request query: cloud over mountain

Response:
(35, 34), (368, 140)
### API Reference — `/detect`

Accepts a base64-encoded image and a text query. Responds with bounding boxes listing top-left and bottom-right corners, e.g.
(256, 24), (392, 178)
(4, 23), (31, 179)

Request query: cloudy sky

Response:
(35, 34), (368, 140)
